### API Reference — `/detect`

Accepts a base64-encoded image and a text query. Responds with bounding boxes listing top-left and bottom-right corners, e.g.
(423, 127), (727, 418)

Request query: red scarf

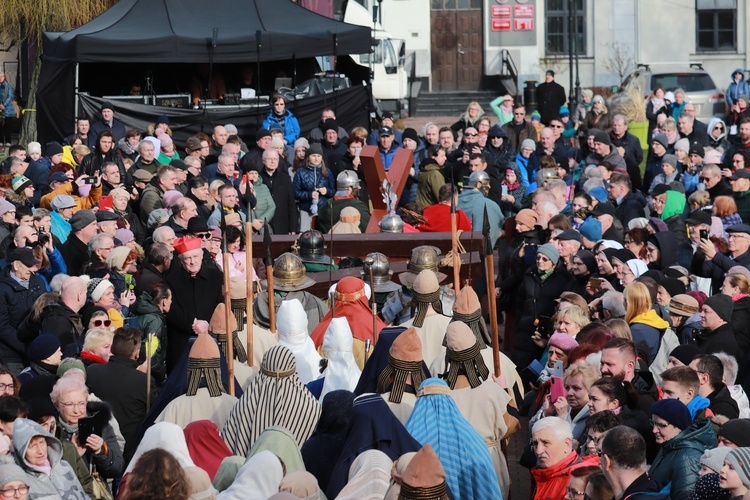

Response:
(184, 420), (232, 480)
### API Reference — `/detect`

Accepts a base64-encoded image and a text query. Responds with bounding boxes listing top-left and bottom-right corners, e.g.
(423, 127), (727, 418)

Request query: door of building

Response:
(431, 0), (483, 91)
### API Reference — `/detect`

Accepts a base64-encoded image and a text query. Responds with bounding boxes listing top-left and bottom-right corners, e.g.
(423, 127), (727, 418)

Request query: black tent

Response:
(37, 0), (371, 146)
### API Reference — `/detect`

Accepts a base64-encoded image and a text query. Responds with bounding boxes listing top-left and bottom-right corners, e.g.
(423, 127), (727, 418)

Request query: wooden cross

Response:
(359, 145), (414, 233)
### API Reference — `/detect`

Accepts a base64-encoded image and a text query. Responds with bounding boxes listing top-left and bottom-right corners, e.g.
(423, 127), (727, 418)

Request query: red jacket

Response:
(419, 203), (473, 233)
(531, 451), (598, 500)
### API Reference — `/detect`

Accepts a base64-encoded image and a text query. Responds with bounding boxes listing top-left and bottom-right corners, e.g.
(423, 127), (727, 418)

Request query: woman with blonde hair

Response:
(451, 101), (484, 134)
(556, 306), (591, 338)
(80, 327), (114, 365)
(624, 282), (669, 363)
(603, 318), (632, 340)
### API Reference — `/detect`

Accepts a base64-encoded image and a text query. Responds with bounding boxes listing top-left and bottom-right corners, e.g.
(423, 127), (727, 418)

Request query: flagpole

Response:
(482, 206), (501, 378)
(220, 203), (235, 395)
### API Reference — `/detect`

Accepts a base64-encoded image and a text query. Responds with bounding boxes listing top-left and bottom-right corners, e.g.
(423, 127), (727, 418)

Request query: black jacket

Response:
(691, 248), (750, 294)
(632, 370), (659, 416)
(39, 301), (84, 358)
(535, 80), (567, 125)
(618, 472), (669, 500)
(321, 140), (348, 176)
(0, 268), (46, 365)
(260, 169), (297, 234)
(165, 263), (224, 372)
(134, 263), (167, 298)
(697, 322), (740, 356)
(730, 296), (750, 358)
(614, 190), (648, 228)
(611, 131), (645, 190)
(59, 234), (90, 277)
(707, 384), (740, 419)
(89, 118), (126, 148)
(87, 355), (155, 462)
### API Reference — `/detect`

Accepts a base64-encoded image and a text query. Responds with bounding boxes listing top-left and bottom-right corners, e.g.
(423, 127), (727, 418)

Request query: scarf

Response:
(274, 112), (286, 128)
(538, 268), (554, 282)
(440, 343), (489, 389)
(29, 461), (52, 477)
(58, 418), (79, 438)
(733, 293), (749, 303)
(650, 97), (665, 111)
(502, 180), (521, 191)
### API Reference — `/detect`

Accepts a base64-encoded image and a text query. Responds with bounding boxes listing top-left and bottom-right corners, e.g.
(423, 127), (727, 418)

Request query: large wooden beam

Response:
(359, 145), (414, 233)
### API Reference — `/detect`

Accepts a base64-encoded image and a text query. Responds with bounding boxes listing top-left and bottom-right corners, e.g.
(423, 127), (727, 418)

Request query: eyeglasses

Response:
(0, 383), (12, 393)
(60, 401), (87, 410)
(715, 126), (725, 131)
(728, 233), (750, 240)
(0, 486), (28, 497)
(92, 319), (112, 328)
(649, 419), (672, 430)
(699, 177), (712, 182)
(464, 132), (478, 137)
(536, 255), (550, 262)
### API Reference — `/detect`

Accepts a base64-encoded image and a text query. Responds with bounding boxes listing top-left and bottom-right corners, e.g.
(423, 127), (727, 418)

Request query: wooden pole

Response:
(245, 222), (254, 365)
(222, 250), (235, 396)
(145, 333), (153, 412)
(368, 263), (379, 344)
(482, 206), (501, 378)
(264, 219), (276, 334)
(451, 212), (461, 293)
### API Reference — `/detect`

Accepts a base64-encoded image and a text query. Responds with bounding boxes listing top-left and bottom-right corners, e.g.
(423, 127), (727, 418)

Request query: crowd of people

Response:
(2, 63), (750, 499)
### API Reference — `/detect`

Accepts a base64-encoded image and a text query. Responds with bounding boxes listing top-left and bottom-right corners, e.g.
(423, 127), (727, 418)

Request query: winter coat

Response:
(321, 140), (348, 176)
(59, 234), (90, 277)
(692, 247), (750, 295)
(531, 451), (597, 500)
(12, 418), (88, 500)
(415, 160), (446, 209)
(262, 109), (301, 145)
(87, 356), (155, 462)
(134, 263), (167, 299)
(131, 291), (168, 382)
(615, 190), (649, 228)
(696, 322), (740, 357)
(55, 401), (124, 479)
(38, 301), (84, 358)
(629, 309), (670, 365)
(457, 189), (504, 248)
(315, 196), (370, 234)
(707, 384), (740, 419)
(734, 189), (750, 223)
(40, 182), (102, 213)
(0, 82), (14, 118)
(619, 472), (670, 500)
(611, 131), (645, 190)
(726, 68), (750, 106)
(139, 180), (166, 225)
(379, 143), (400, 171)
(730, 296), (750, 357)
(89, 118), (127, 148)
(648, 417), (716, 500)
(165, 263), (224, 371)
(582, 110), (614, 136)
(293, 164), (335, 213)
(78, 147), (126, 179)
(499, 178), (526, 217)
(707, 117), (731, 152)
(260, 169), (298, 234)
(535, 80), (567, 125)
(502, 119), (537, 154)
(0, 268), (46, 366)
(252, 178), (276, 227)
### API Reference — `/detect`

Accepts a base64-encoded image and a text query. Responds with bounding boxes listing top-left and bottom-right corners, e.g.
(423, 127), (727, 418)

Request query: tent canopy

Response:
(42, 0), (371, 63)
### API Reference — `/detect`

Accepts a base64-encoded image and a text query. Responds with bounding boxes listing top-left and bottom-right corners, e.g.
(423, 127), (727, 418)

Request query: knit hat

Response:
(652, 133), (669, 150)
(100, 101), (114, 112)
(442, 322), (488, 389)
(147, 208), (169, 229)
(704, 294), (734, 323)
(726, 448), (750, 488)
(57, 358), (86, 379)
(209, 303), (246, 363)
(579, 217), (602, 242)
(661, 154), (677, 169)
(689, 142), (705, 158)
(515, 208), (538, 228)
(0, 200), (14, 218)
(308, 143), (323, 156)
(669, 294), (700, 318)
(673, 138), (690, 154)
(740, 94), (750, 105)
(106, 246), (132, 272)
(255, 129), (272, 141)
(704, 149), (723, 165)
(531, 111), (541, 121)
(548, 333), (579, 354)
(650, 398), (691, 430)
(0, 464), (28, 490)
(46, 142), (63, 157)
(26, 142), (41, 155)
(593, 130), (611, 146)
(520, 138), (536, 151)
(155, 114), (169, 126)
(488, 124), (506, 139)
(11, 176), (32, 194)
(537, 243), (559, 265)
(115, 228), (134, 245)
(322, 119), (339, 133)
(377, 328), (424, 403)
(700, 447), (733, 474)
(187, 333), (224, 397)
(157, 130), (173, 148)
(669, 344), (702, 366)
(402, 128), (419, 143)
(400, 444), (448, 500)
(69, 210), (96, 231)
(559, 106), (570, 117)
(27, 334), (61, 362)
(294, 138), (309, 150)
(718, 419), (750, 447)
(660, 278), (685, 298)
(87, 278), (114, 302)
(451, 286), (490, 348)
(411, 270), (443, 328)
(588, 186), (609, 203)
(271, 137), (284, 149)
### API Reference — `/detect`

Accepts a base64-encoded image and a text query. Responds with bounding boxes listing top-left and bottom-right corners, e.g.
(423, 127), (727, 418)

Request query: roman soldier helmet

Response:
(294, 229), (330, 264)
(269, 252), (316, 291)
(336, 170), (360, 191)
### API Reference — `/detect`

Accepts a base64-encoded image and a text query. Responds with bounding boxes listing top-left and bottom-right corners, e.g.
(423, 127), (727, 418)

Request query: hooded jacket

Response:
(648, 417), (716, 500)
(726, 68), (750, 106)
(416, 158), (446, 209)
(131, 291), (168, 382)
(0, 267), (46, 366)
(660, 191), (687, 243)
(12, 418), (88, 500)
(262, 109), (300, 145)
(649, 232), (679, 270)
(707, 117), (731, 151)
(629, 309), (670, 366)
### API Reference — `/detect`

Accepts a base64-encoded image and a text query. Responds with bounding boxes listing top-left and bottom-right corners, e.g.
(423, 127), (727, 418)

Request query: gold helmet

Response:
(398, 245), (447, 288)
(265, 252), (316, 291)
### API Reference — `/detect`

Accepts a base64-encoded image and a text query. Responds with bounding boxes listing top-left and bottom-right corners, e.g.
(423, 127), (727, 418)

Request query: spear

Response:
(220, 203), (235, 395)
(450, 183), (461, 293)
(245, 177), (254, 365)
(482, 205), (501, 378)
(264, 218), (276, 334)
(365, 256), (379, 345)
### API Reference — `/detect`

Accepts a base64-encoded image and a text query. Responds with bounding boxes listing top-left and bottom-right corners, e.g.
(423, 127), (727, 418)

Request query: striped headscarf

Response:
(221, 345), (322, 457)
(335, 449), (393, 500)
(405, 378), (502, 500)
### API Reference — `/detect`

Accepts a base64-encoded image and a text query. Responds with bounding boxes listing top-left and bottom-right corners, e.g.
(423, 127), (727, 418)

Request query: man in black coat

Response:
(535, 70), (567, 125)
(35, 276), (87, 357)
(0, 249), (46, 374)
(134, 243), (171, 298)
(609, 173), (649, 229)
(695, 294), (740, 356)
(611, 116), (645, 191)
(87, 327), (156, 462)
(60, 210), (98, 276)
(88, 102), (127, 149)
(259, 150), (297, 234)
(320, 120), (348, 176)
(165, 236), (223, 372)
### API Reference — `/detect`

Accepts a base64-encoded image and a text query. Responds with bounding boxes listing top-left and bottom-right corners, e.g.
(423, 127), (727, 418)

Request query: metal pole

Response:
(74, 63), (80, 127)
(567, 0), (574, 104)
(573, 0), (581, 105)
(246, 221), (254, 365)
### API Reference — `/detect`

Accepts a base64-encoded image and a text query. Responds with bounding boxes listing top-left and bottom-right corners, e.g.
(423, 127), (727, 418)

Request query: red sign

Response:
(514, 5), (534, 17)
(492, 19), (512, 31)
(491, 5), (511, 17)
(514, 18), (534, 31)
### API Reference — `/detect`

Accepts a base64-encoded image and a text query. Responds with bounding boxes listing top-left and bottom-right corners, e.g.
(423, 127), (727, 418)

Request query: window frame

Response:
(545, 0), (587, 57)
(695, 8), (737, 52)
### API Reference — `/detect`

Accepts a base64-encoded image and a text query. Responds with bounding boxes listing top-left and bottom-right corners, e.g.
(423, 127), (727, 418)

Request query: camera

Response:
(33, 231), (50, 248)
(83, 177), (97, 185)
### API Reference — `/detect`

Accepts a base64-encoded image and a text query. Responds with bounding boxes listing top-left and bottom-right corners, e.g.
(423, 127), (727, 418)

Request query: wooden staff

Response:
(482, 206), (501, 377)
(220, 205), (235, 395)
(264, 219), (276, 333)
(245, 178), (254, 365)
(450, 184), (461, 293)
(145, 333), (153, 412)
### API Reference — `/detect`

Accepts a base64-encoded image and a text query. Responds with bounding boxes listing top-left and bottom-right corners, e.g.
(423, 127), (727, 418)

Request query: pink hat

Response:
(703, 149), (723, 165)
(548, 333), (579, 354)
(156, 129), (173, 148)
(163, 190), (182, 208)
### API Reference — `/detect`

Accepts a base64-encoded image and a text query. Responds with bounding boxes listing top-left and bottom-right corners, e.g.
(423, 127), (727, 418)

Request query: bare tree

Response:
(537, 56), (568, 79)
(604, 42), (635, 84)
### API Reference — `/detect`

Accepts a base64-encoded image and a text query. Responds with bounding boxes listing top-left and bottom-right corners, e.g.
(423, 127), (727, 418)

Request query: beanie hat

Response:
(114, 228), (134, 245)
(520, 138), (536, 151)
(537, 243), (559, 265)
(718, 419), (750, 448)
(726, 448), (750, 488)
(515, 209), (538, 229)
(559, 106), (570, 117)
(0, 464), (29, 490)
(156, 130), (173, 148)
(26, 142), (42, 155)
(322, 119), (339, 133)
(46, 142), (63, 157)
(650, 398), (691, 430)
(700, 447), (733, 474)
(255, 129), (272, 141)
(402, 128), (419, 143)
(588, 187), (609, 203)
(308, 143), (323, 156)
(593, 130), (611, 146)
(271, 137), (284, 149)
(531, 111), (541, 121)
(155, 114), (169, 126)
(294, 138), (309, 150)
(740, 94), (750, 105)
(100, 101), (114, 112)
(673, 138), (690, 154)
(488, 124), (506, 139)
(704, 294), (734, 323)
(27, 333), (61, 362)
(704, 149), (723, 165)
(87, 278), (114, 303)
(579, 217), (602, 242)
(106, 246), (132, 272)
(652, 133), (669, 150)
(11, 175), (32, 194)
(660, 278), (686, 298)
(548, 333), (579, 354)
(668, 295), (700, 318)
(57, 358), (86, 379)
(661, 154), (678, 169)
(378, 328), (424, 403)
(669, 344), (702, 366)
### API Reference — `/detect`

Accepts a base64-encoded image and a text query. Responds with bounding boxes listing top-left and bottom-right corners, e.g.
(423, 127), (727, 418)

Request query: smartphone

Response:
(98, 195), (113, 211)
(550, 376), (565, 402)
(501, 185), (508, 196)
(233, 171), (240, 181)
(550, 360), (564, 378)
(588, 277), (602, 291)
(242, 174), (248, 185)
(77, 414), (99, 444)
(84, 177), (97, 184)
(355, 146), (362, 158)
(699, 229), (709, 241)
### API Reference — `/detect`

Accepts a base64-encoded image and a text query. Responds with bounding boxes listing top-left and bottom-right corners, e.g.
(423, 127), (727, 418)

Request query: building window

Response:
(545, 0), (586, 56)
(696, 0), (737, 52)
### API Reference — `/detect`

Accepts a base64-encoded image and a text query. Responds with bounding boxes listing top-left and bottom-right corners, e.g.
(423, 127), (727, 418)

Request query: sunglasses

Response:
(92, 319), (112, 328)
(195, 233), (212, 240)
(714, 126), (725, 131)
(550, 124), (563, 128)
(464, 132), (478, 137)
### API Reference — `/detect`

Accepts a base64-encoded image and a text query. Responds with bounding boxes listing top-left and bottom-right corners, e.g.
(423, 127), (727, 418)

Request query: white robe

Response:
(402, 313), (452, 370)
(154, 387), (238, 430)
